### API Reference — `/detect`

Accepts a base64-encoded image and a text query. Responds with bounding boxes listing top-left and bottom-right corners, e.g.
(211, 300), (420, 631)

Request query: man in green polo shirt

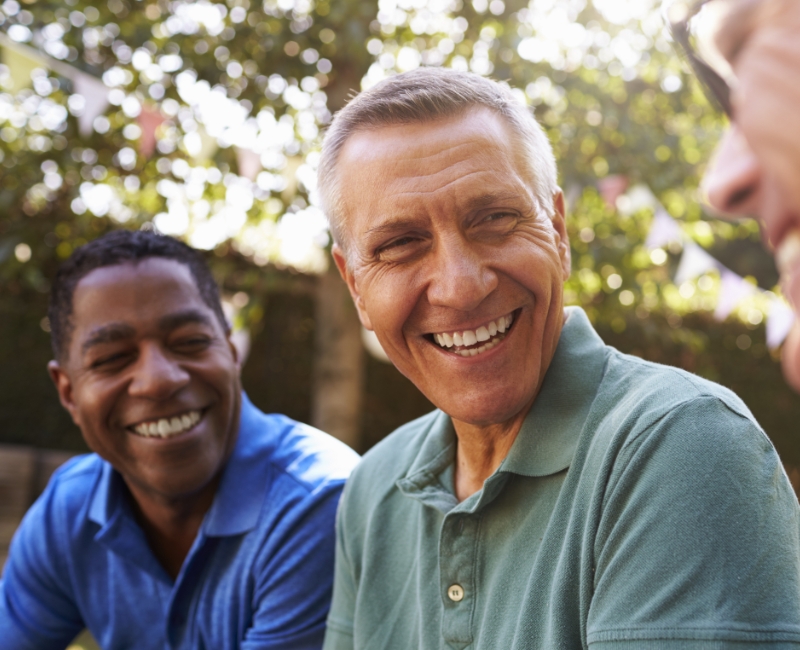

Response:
(317, 67), (800, 649)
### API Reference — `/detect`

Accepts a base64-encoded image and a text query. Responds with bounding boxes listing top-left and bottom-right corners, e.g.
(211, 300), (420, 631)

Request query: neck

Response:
(451, 408), (529, 502)
(125, 477), (220, 580)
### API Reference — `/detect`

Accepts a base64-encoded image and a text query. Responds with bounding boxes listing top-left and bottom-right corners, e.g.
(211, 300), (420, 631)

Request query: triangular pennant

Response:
(767, 297), (796, 349)
(137, 105), (165, 158)
(1, 43), (45, 93)
(236, 147), (261, 181)
(597, 174), (629, 209)
(645, 207), (684, 250)
(713, 268), (756, 321)
(72, 72), (109, 137)
(674, 242), (719, 285)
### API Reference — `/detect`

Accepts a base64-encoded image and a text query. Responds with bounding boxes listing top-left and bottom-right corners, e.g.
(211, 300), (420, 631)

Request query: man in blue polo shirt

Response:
(0, 230), (359, 649)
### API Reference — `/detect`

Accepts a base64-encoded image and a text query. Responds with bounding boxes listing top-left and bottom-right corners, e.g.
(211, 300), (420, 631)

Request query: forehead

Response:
(71, 258), (208, 332)
(337, 108), (527, 218)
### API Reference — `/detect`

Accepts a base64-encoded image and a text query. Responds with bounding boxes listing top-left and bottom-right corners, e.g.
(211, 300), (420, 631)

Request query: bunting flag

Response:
(598, 174), (629, 209)
(767, 299), (797, 350)
(236, 147), (261, 181)
(1, 41), (45, 93)
(644, 208), (683, 250)
(136, 105), (164, 158)
(361, 327), (391, 363)
(72, 72), (110, 137)
(674, 241), (719, 285)
(714, 268), (757, 321)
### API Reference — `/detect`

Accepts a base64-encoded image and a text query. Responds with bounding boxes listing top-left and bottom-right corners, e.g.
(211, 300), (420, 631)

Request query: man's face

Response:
(701, 0), (800, 391)
(333, 108), (571, 429)
(49, 258), (241, 503)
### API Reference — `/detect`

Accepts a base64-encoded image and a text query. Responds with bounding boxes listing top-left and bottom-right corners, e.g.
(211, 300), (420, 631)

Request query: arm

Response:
(242, 484), (344, 650)
(0, 479), (83, 650)
(587, 396), (800, 648)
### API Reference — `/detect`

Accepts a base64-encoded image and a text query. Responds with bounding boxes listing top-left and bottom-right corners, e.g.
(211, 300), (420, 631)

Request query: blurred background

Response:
(0, 2), (798, 645)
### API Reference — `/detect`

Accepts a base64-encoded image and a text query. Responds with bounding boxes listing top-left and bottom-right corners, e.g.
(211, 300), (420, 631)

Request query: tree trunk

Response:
(311, 266), (364, 450)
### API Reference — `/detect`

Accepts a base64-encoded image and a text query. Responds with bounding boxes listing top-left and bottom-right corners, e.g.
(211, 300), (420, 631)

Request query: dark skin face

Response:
(48, 258), (241, 577)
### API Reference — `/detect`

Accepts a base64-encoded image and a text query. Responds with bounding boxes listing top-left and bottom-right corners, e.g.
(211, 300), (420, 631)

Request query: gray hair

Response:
(318, 67), (559, 258)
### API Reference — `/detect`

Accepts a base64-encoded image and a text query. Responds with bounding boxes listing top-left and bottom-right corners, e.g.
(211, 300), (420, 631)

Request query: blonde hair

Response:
(318, 67), (558, 257)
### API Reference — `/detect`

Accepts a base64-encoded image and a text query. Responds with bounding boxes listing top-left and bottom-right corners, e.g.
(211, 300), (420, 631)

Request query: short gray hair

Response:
(318, 67), (559, 257)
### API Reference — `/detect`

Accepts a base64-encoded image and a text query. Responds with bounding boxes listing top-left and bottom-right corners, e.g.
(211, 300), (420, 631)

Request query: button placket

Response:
(439, 514), (478, 648)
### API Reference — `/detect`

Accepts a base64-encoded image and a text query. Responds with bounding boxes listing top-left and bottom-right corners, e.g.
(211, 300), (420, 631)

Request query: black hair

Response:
(48, 229), (228, 360)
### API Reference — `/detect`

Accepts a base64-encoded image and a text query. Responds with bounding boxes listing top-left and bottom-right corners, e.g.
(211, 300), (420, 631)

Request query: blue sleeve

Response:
(0, 476), (84, 650)
(587, 396), (800, 648)
(241, 483), (344, 650)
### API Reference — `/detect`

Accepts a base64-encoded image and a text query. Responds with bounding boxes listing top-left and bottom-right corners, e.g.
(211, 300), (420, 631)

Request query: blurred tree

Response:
(0, 0), (797, 467)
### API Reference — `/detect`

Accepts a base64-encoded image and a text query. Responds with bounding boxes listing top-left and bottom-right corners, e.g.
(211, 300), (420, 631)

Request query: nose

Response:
(703, 126), (762, 217)
(128, 344), (190, 400)
(426, 233), (498, 312)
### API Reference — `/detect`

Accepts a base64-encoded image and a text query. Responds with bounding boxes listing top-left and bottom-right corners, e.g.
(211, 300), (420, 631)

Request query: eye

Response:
(375, 235), (425, 262)
(90, 351), (132, 370)
(173, 336), (212, 352)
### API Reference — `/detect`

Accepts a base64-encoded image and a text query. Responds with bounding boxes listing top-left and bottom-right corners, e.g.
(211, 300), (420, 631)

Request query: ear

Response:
(48, 360), (81, 427)
(332, 243), (373, 331)
(551, 189), (571, 280)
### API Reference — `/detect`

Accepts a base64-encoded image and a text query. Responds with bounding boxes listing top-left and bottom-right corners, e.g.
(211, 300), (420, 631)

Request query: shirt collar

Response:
(499, 306), (607, 477)
(397, 307), (607, 511)
(89, 392), (271, 539)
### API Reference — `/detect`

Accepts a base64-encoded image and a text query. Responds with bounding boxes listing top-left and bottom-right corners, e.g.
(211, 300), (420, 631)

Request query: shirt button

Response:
(447, 584), (464, 602)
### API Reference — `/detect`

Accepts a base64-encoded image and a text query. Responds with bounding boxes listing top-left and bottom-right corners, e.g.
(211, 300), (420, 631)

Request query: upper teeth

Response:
(132, 410), (202, 438)
(776, 229), (800, 275)
(433, 313), (514, 357)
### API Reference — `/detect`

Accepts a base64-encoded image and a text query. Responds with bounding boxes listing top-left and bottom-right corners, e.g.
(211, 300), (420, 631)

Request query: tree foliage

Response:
(0, 0), (797, 467)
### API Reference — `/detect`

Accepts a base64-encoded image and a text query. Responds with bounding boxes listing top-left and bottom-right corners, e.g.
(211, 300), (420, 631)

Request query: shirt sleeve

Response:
(587, 395), (800, 648)
(322, 480), (356, 650)
(0, 477), (84, 650)
(242, 483), (345, 650)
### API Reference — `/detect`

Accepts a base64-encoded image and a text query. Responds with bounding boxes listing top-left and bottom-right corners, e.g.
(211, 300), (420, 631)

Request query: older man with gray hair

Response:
(319, 67), (800, 649)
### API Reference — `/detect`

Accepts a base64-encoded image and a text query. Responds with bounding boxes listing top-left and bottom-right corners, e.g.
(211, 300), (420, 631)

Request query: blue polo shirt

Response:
(0, 394), (360, 650)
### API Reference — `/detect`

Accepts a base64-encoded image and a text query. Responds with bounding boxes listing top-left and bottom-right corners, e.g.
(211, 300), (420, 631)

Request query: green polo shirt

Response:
(324, 307), (800, 649)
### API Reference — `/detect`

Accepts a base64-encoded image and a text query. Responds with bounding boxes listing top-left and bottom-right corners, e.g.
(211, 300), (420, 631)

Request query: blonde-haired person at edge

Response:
(669, 0), (800, 390)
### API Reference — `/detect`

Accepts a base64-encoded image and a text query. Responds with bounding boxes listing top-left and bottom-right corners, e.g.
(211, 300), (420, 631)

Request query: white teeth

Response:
(132, 410), (203, 438)
(776, 230), (800, 275)
(435, 312), (515, 357)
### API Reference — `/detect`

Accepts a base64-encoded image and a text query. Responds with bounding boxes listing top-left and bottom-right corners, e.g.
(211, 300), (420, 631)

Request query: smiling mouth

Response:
(429, 310), (516, 358)
(129, 409), (204, 439)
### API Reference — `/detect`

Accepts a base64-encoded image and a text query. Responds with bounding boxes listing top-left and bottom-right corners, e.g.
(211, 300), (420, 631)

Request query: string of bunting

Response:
(631, 183), (795, 350)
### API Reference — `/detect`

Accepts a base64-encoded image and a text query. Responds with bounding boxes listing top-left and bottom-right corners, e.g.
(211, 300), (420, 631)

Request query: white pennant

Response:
(713, 268), (756, 321)
(674, 242), (719, 285)
(767, 298), (797, 349)
(645, 207), (684, 250)
(72, 72), (109, 137)
(236, 147), (261, 182)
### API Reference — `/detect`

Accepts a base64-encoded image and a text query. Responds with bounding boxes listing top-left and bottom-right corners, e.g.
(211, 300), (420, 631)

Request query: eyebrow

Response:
(80, 309), (215, 355)
(81, 323), (136, 354)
